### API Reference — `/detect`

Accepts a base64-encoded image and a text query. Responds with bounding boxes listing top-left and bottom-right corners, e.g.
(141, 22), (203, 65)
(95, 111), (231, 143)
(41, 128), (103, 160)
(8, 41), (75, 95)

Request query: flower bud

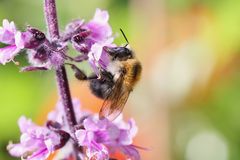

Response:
(47, 120), (62, 130)
(22, 27), (46, 49)
(63, 19), (85, 41)
(28, 46), (50, 65)
(54, 130), (71, 150)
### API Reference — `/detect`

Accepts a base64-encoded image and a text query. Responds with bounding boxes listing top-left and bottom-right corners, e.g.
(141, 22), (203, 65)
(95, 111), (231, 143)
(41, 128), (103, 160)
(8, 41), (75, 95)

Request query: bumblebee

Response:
(71, 30), (142, 120)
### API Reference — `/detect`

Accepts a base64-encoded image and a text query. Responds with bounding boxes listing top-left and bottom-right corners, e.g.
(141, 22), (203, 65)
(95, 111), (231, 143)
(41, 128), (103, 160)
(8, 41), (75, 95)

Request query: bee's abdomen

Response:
(89, 78), (114, 99)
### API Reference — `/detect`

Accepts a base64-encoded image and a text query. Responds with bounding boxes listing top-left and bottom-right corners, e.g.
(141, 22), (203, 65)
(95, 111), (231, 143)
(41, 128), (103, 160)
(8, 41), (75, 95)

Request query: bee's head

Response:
(103, 46), (133, 61)
(103, 28), (134, 61)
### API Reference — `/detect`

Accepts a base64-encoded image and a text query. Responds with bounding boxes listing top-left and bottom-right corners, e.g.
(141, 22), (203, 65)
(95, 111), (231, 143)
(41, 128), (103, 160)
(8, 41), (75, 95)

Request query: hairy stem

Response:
(44, 1), (81, 159)
(44, 0), (59, 39)
(44, 0), (77, 139)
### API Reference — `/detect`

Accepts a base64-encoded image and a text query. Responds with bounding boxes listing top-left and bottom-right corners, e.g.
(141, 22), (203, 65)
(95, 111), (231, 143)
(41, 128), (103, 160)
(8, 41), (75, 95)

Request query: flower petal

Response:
(85, 9), (112, 42)
(27, 148), (49, 160)
(86, 142), (109, 160)
(128, 119), (138, 138)
(88, 39), (113, 75)
(93, 9), (109, 24)
(18, 116), (35, 133)
(89, 43), (103, 61)
(0, 45), (21, 65)
(15, 31), (24, 49)
(120, 145), (141, 160)
(75, 129), (95, 145)
(0, 19), (17, 44)
(83, 117), (99, 131)
(7, 143), (26, 157)
(48, 98), (88, 127)
(3, 19), (17, 33)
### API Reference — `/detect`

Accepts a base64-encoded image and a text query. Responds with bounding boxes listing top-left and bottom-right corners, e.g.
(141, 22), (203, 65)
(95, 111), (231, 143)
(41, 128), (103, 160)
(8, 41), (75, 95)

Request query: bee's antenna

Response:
(120, 28), (129, 47)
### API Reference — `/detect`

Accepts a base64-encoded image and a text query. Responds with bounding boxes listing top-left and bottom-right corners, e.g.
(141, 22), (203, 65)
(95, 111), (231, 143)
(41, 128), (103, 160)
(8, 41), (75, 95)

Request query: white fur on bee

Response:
(107, 60), (123, 82)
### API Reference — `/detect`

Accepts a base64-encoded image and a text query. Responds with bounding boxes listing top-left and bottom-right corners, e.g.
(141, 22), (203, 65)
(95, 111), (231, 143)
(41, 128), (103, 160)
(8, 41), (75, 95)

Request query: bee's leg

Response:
(87, 74), (98, 80)
(20, 66), (48, 72)
(100, 71), (114, 81)
(71, 65), (87, 80)
(65, 63), (97, 80)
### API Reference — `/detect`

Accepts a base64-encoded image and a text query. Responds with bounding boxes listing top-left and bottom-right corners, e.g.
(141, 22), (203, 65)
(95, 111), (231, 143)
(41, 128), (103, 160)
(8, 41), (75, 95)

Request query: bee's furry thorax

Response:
(106, 59), (142, 90)
(121, 59), (142, 90)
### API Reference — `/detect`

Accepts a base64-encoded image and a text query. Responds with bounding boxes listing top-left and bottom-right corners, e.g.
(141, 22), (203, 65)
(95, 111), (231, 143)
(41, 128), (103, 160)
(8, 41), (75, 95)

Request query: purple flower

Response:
(84, 8), (112, 43)
(0, 19), (24, 65)
(88, 39), (114, 76)
(75, 115), (140, 160)
(85, 143), (109, 160)
(72, 34), (92, 54)
(26, 44), (65, 70)
(27, 46), (51, 68)
(21, 27), (46, 49)
(68, 8), (113, 54)
(63, 19), (85, 42)
(7, 116), (63, 160)
(48, 98), (89, 128)
(82, 8), (115, 76)
(63, 9), (116, 76)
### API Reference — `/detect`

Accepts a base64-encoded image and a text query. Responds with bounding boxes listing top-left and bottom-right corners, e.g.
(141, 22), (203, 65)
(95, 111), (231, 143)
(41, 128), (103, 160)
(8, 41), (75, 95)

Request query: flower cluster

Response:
(7, 116), (70, 160)
(0, 18), (64, 70)
(3, 7), (142, 160)
(8, 99), (140, 160)
(63, 8), (115, 76)
(75, 115), (140, 160)
(0, 8), (115, 76)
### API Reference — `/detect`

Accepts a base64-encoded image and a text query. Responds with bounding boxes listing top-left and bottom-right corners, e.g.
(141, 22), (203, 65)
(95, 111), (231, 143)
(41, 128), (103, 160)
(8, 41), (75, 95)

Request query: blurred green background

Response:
(1, 0), (240, 160)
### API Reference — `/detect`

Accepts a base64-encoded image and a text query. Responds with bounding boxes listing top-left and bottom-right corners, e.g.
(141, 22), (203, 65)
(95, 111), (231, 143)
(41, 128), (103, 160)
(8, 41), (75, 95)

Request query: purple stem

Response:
(44, 0), (60, 39)
(44, 0), (77, 133)
(44, 1), (81, 159)
(44, 0), (78, 141)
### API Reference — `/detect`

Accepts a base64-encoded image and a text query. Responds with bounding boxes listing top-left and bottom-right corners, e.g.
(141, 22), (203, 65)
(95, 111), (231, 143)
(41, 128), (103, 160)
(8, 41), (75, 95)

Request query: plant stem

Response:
(44, 0), (77, 135)
(44, 1), (82, 159)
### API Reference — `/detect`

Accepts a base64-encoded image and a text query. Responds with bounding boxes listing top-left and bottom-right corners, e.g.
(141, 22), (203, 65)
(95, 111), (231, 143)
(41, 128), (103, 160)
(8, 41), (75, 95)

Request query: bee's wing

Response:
(99, 76), (130, 120)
